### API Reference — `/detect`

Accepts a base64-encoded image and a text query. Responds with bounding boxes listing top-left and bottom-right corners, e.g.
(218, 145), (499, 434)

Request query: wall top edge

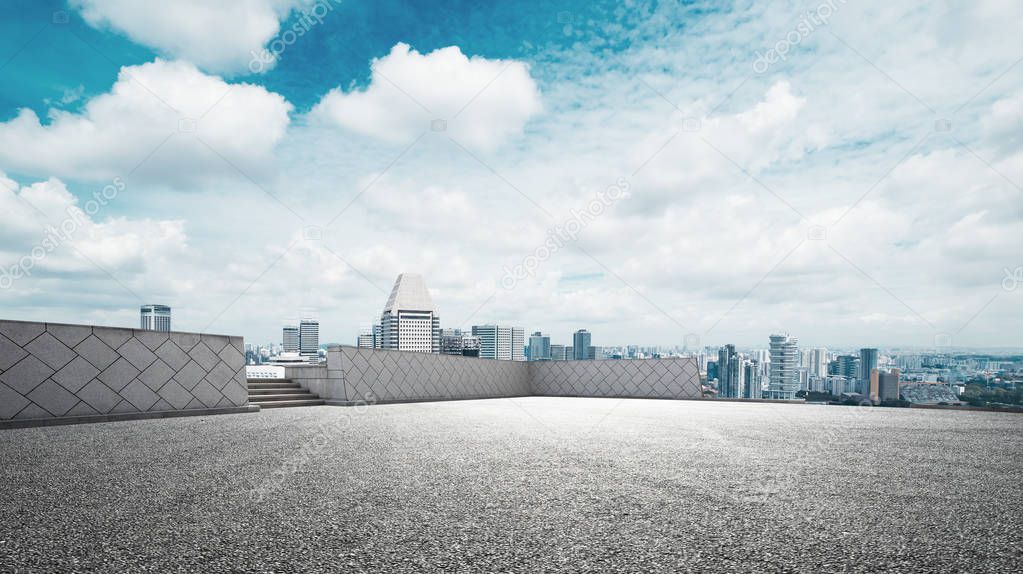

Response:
(0, 317), (241, 339)
(327, 345), (698, 365)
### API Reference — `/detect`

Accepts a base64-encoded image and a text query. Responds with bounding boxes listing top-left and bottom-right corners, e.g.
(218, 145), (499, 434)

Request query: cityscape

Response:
(1, 1), (1020, 572)
(206, 272), (1019, 409)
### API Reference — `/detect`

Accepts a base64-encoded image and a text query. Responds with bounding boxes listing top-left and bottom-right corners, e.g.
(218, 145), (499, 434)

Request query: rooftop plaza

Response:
(1, 397), (1020, 572)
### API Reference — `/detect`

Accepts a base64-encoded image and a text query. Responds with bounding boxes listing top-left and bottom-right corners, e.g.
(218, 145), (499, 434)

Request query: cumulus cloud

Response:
(0, 174), (187, 284)
(311, 43), (542, 150)
(0, 59), (292, 186)
(71, 0), (314, 74)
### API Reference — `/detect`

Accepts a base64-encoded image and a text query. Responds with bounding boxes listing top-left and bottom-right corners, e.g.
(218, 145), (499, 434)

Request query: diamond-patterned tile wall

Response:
(327, 346), (702, 403)
(529, 358), (702, 399)
(0, 319), (248, 422)
(335, 347), (531, 403)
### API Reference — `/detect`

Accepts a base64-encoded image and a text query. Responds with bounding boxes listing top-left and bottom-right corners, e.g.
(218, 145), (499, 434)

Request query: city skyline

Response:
(1, 4), (1019, 573)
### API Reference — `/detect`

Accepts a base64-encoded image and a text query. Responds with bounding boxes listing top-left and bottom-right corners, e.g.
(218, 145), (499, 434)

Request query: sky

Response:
(0, 0), (1021, 350)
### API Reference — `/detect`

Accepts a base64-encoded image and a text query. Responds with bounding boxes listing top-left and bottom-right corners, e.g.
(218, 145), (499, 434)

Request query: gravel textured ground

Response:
(0, 397), (1020, 573)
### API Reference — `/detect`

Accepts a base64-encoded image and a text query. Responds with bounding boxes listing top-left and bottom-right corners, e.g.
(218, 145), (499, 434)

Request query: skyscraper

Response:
(380, 273), (441, 353)
(573, 329), (592, 360)
(472, 325), (523, 361)
(550, 344), (567, 361)
(717, 344), (740, 398)
(528, 332), (551, 361)
(879, 369), (901, 402)
(860, 348), (879, 395)
(299, 318), (319, 359)
(282, 325), (299, 353)
(140, 304), (171, 332)
(767, 334), (799, 400)
(810, 348), (829, 378)
(743, 360), (763, 399)
(832, 355), (859, 379)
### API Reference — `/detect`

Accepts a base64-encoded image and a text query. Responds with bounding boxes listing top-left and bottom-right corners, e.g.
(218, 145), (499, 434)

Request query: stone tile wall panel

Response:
(0, 319), (248, 422)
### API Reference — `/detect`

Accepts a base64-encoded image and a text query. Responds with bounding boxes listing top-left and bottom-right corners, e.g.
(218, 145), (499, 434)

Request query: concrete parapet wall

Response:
(0, 319), (249, 424)
(325, 346), (531, 403)
(530, 357), (703, 399)
(302, 346), (702, 404)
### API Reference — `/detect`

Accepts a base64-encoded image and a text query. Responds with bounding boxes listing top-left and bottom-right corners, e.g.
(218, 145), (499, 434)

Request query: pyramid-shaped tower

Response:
(379, 273), (441, 353)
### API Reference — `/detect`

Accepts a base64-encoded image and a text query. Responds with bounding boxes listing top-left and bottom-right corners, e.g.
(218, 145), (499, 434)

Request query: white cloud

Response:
(311, 43), (542, 150)
(4, 1), (1022, 348)
(71, 0), (314, 74)
(0, 59), (292, 186)
(0, 174), (187, 282)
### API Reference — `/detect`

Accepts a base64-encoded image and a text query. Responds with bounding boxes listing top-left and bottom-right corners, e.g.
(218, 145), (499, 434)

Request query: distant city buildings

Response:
(767, 334), (799, 400)
(860, 348), (879, 395)
(282, 325), (300, 353)
(528, 332), (551, 361)
(717, 344), (740, 398)
(379, 273), (441, 353)
(357, 324), (375, 348)
(140, 304), (171, 332)
(878, 369), (901, 402)
(573, 329), (594, 360)
(440, 329), (482, 357)
(743, 359), (763, 399)
(472, 325), (525, 361)
(299, 318), (319, 359)
(280, 319), (319, 363)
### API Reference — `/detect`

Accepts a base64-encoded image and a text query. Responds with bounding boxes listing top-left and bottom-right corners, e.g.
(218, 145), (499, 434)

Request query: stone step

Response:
(248, 387), (309, 395)
(252, 399), (326, 408)
(247, 382), (301, 390)
(251, 393), (319, 402)
(246, 378), (294, 384)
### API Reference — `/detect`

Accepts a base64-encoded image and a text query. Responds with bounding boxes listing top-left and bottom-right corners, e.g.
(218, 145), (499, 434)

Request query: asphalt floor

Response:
(1, 397), (1020, 573)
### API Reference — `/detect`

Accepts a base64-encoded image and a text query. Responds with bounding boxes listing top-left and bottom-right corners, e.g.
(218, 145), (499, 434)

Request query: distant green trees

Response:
(960, 384), (1023, 406)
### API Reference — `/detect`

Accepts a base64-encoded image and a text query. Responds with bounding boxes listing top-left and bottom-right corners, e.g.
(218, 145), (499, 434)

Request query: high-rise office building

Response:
(461, 335), (481, 357)
(878, 369), (900, 402)
(379, 273), (441, 353)
(831, 355), (859, 379)
(440, 328), (465, 355)
(743, 360), (762, 399)
(573, 329), (592, 360)
(550, 344), (567, 361)
(717, 344), (740, 398)
(707, 360), (719, 382)
(299, 318), (319, 359)
(282, 325), (300, 353)
(810, 348), (829, 378)
(860, 348), (879, 395)
(472, 325), (523, 361)
(528, 332), (551, 361)
(512, 328), (525, 361)
(357, 324), (376, 348)
(767, 334), (799, 400)
(140, 304), (171, 332)
(440, 328), (480, 357)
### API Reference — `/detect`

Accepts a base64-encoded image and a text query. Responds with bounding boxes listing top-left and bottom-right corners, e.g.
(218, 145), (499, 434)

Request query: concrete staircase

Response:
(247, 378), (325, 409)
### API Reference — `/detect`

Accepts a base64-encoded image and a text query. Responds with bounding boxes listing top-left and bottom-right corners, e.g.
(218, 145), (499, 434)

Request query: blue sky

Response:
(0, 0), (1021, 350)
